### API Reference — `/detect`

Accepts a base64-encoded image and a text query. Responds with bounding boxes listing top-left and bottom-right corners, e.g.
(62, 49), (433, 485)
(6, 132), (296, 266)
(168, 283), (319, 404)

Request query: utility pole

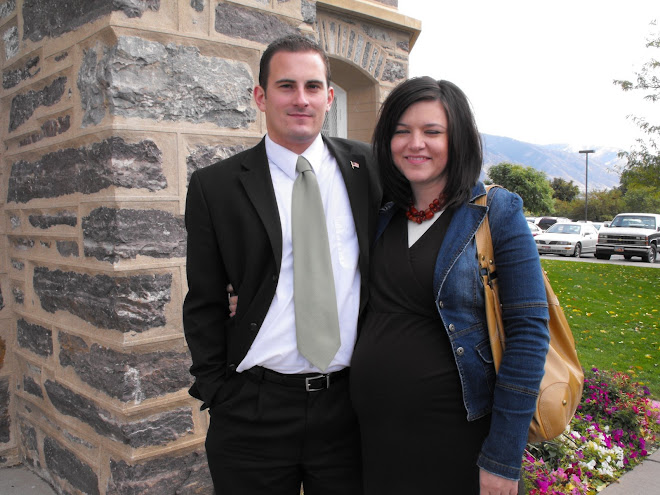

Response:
(579, 149), (595, 221)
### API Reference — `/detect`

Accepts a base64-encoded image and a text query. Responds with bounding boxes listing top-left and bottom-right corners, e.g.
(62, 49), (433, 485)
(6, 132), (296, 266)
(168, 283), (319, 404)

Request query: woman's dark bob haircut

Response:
(372, 77), (483, 210)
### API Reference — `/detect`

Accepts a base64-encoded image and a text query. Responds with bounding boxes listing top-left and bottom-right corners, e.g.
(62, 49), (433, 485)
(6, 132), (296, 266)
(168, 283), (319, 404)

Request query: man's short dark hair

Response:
(259, 34), (332, 91)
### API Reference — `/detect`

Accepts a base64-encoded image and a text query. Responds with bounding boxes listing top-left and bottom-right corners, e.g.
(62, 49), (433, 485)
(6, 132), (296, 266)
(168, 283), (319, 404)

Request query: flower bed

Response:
(522, 368), (660, 494)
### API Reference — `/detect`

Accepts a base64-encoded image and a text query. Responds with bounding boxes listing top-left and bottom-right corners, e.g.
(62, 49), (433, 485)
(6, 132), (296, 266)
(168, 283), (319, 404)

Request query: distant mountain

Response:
(482, 134), (623, 190)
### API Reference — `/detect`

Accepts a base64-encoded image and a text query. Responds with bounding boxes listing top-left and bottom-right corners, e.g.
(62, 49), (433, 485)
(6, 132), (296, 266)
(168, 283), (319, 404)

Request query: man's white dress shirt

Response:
(237, 134), (360, 374)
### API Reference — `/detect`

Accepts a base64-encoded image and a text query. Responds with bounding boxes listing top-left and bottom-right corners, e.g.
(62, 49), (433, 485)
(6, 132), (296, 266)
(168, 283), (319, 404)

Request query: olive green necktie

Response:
(291, 156), (341, 371)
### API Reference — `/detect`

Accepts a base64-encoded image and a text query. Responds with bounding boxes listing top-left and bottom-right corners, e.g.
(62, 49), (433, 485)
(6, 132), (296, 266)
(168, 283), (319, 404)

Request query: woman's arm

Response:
(477, 187), (550, 480)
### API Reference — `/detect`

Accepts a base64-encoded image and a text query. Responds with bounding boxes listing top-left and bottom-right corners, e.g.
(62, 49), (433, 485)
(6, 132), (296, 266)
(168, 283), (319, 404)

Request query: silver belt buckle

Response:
(305, 374), (330, 392)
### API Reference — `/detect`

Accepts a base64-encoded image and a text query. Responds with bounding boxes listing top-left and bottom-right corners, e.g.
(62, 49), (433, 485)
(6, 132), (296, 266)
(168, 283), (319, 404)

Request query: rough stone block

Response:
(9, 76), (66, 132)
(374, 53), (384, 79)
(11, 259), (25, 270)
(0, 378), (10, 443)
(23, 375), (44, 398)
(29, 211), (78, 229)
(107, 449), (212, 495)
(12, 287), (24, 305)
(19, 421), (39, 468)
(381, 59), (405, 82)
(59, 332), (192, 403)
(44, 436), (100, 495)
(7, 137), (166, 203)
(56, 240), (79, 257)
(82, 207), (186, 262)
(301, 0), (315, 24)
(44, 380), (193, 447)
(396, 40), (410, 52)
(2, 25), (18, 61)
(17, 318), (53, 357)
(186, 144), (247, 183)
(352, 35), (365, 64)
(11, 237), (34, 250)
(215, 2), (297, 43)
(33, 267), (172, 333)
(78, 36), (256, 128)
(367, 47), (379, 73)
(190, 0), (203, 13)
(22, 0), (159, 42)
(2, 55), (40, 90)
(362, 24), (391, 43)
(0, 287), (4, 311)
(0, 1), (16, 20)
(19, 115), (71, 147)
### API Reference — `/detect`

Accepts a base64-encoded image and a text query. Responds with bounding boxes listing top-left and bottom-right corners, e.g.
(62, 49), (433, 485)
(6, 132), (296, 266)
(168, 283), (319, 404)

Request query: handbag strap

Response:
(475, 187), (496, 272)
(475, 185), (506, 368)
(474, 184), (500, 284)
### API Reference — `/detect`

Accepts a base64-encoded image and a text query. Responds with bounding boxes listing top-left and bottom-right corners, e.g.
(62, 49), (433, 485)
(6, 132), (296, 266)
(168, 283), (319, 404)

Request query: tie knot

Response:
(296, 156), (313, 174)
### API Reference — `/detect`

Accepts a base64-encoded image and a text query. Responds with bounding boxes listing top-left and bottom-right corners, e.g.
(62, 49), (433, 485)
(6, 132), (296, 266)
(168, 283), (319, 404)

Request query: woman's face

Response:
(390, 99), (449, 194)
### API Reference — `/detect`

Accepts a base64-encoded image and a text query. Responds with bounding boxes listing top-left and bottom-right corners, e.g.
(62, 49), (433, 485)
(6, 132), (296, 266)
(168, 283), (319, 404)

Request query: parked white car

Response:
(535, 222), (599, 257)
(528, 223), (543, 236)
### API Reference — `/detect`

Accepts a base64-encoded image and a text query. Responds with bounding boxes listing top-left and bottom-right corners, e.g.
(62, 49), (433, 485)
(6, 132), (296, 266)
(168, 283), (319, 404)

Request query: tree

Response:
(585, 189), (625, 221)
(486, 162), (554, 215)
(619, 166), (660, 212)
(550, 178), (580, 202)
(622, 184), (660, 213)
(555, 188), (624, 222)
(613, 21), (660, 193)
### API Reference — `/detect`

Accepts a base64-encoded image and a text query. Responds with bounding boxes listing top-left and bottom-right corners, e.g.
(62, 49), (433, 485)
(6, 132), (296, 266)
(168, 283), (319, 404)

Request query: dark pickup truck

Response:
(595, 213), (660, 263)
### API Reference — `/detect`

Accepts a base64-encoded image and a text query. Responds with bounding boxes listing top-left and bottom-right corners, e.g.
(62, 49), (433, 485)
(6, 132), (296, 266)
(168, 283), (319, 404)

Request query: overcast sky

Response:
(397, 0), (658, 151)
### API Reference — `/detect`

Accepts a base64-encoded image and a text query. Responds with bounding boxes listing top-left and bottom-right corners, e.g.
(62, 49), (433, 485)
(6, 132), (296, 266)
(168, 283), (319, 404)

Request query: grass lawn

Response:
(541, 259), (660, 397)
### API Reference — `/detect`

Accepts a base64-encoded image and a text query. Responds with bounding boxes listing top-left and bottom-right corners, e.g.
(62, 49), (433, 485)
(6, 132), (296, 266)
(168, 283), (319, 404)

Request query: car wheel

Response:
(645, 244), (657, 263)
(595, 253), (611, 260)
(624, 255), (632, 260)
(573, 243), (582, 258)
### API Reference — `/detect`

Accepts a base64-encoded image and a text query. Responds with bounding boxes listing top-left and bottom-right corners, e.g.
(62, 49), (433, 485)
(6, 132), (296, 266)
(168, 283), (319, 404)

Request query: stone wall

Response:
(0, 0), (419, 493)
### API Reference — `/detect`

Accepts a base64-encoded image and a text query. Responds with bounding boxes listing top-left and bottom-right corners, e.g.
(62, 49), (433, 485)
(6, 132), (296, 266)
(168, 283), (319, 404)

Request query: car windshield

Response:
(610, 216), (656, 229)
(546, 224), (581, 235)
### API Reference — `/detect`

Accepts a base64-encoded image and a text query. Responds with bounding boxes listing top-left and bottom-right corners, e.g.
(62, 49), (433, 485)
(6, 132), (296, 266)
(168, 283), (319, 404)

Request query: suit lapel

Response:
(325, 138), (372, 315)
(238, 140), (283, 268)
(326, 138), (370, 259)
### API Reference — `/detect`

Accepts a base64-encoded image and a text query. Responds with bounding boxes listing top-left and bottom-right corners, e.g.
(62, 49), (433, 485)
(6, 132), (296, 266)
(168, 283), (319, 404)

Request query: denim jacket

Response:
(376, 182), (550, 480)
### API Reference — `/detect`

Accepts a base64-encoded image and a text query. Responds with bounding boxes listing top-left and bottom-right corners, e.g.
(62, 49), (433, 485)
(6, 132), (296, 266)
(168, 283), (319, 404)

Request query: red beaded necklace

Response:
(406, 194), (447, 224)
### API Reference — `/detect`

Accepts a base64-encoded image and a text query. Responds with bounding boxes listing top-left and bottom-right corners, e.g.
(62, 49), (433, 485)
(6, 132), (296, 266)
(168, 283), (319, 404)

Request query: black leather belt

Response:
(244, 366), (349, 392)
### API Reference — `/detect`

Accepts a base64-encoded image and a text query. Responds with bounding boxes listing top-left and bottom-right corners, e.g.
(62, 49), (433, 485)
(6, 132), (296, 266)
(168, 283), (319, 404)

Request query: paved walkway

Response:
(0, 465), (56, 494)
(1, 450), (659, 494)
(599, 448), (660, 494)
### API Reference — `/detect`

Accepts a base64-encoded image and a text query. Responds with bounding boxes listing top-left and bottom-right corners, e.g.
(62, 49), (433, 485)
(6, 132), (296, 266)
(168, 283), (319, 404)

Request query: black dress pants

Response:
(205, 369), (362, 495)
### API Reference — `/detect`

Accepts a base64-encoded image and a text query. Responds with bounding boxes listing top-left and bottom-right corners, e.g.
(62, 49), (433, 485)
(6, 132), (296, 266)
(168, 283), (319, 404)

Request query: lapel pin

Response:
(350, 161), (360, 169)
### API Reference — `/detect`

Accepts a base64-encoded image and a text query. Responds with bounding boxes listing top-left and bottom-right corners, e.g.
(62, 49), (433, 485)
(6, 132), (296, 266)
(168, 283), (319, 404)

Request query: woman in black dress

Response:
(350, 78), (550, 495)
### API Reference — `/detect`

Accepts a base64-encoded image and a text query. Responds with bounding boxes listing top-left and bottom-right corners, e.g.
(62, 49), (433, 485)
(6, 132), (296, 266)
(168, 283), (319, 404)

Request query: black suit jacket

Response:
(183, 136), (381, 408)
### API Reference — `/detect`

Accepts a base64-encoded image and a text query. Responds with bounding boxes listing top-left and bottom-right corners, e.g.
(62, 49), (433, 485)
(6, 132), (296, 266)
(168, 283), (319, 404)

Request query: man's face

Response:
(254, 50), (334, 155)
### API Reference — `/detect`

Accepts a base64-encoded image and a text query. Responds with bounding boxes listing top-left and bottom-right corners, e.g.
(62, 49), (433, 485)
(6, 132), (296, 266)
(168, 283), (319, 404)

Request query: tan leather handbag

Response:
(475, 186), (584, 443)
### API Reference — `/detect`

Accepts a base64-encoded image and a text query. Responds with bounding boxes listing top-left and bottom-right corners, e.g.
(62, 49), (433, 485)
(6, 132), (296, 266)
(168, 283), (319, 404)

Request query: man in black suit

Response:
(183, 35), (381, 495)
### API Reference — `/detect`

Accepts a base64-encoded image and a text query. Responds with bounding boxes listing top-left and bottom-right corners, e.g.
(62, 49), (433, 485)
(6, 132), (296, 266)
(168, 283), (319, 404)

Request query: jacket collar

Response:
(376, 182), (490, 298)
(431, 183), (488, 296)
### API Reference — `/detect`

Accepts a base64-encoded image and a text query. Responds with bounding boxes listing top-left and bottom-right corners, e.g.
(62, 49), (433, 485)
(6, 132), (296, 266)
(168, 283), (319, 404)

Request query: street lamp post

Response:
(579, 149), (595, 221)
